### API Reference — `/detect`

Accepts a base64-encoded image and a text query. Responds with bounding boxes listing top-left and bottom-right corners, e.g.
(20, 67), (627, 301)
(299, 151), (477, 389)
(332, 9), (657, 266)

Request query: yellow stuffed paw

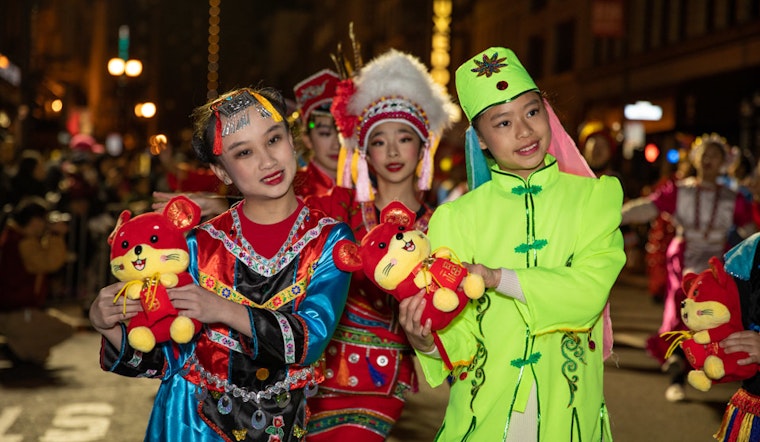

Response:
(432, 288), (459, 312)
(129, 326), (156, 353)
(703, 355), (726, 380)
(170, 316), (196, 344)
(463, 274), (485, 299)
(687, 370), (712, 392)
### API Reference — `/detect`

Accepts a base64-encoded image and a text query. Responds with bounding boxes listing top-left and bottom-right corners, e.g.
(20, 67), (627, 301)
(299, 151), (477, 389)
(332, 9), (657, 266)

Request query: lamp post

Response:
(107, 25), (143, 153)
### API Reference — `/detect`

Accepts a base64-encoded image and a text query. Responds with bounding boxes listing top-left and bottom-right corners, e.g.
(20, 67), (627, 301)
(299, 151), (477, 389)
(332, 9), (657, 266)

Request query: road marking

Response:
(39, 403), (114, 442)
(0, 406), (22, 442)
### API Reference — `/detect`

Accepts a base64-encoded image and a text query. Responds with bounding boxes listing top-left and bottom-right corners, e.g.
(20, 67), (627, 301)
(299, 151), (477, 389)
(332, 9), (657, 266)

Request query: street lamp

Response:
(107, 57), (142, 77)
(106, 25), (155, 153)
(134, 102), (156, 119)
(108, 25), (143, 79)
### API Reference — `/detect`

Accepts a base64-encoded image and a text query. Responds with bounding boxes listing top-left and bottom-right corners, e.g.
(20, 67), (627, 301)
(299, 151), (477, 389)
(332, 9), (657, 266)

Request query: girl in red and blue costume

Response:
(89, 87), (352, 442)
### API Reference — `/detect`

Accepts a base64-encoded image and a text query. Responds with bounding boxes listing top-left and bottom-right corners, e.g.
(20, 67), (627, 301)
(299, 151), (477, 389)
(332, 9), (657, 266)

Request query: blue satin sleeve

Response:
(725, 231), (760, 281)
(295, 222), (353, 364)
(186, 230), (200, 283)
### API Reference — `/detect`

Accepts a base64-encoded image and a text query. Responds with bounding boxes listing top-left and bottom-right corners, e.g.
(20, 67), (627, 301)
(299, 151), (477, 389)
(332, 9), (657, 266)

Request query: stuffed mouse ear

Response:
(708, 256), (729, 286)
(107, 210), (131, 246)
(332, 239), (363, 272)
(380, 201), (416, 228)
(164, 195), (202, 233)
(682, 271), (699, 296)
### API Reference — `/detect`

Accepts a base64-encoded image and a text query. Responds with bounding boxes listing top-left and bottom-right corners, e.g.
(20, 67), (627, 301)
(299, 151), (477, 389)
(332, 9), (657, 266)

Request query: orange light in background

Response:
(439, 156), (453, 173)
(149, 134), (168, 155)
(644, 143), (660, 162)
(134, 102), (156, 118)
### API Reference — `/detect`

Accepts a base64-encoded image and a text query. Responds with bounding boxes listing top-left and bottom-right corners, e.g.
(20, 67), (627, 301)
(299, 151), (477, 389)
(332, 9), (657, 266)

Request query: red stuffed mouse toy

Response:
(332, 201), (484, 331)
(666, 256), (759, 392)
(108, 195), (202, 352)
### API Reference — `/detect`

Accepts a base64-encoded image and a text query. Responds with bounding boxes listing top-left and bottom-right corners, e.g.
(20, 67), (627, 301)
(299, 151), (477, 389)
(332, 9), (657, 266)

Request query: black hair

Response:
(190, 87), (290, 164)
(11, 196), (49, 227)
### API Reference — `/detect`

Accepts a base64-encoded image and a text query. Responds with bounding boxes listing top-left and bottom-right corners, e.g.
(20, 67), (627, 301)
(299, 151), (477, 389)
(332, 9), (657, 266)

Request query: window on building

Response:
(553, 20), (575, 73)
(527, 36), (545, 80)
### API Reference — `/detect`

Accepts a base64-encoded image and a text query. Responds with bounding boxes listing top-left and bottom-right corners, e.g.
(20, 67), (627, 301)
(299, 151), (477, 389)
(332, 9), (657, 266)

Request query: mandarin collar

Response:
(488, 153), (559, 190)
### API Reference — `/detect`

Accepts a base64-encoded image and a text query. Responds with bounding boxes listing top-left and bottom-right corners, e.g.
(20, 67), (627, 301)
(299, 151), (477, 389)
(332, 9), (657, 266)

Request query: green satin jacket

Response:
(419, 155), (625, 441)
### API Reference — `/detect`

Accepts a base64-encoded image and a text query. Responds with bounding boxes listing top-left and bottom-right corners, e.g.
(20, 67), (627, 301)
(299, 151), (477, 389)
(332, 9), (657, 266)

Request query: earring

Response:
(224, 178), (232, 185)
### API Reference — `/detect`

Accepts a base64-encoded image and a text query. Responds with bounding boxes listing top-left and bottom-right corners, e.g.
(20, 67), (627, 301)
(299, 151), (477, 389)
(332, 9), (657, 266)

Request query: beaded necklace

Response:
(694, 182), (722, 239)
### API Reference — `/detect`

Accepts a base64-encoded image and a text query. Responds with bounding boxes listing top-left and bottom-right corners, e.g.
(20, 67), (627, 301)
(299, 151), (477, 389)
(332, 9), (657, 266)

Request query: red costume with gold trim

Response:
(306, 188), (431, 440)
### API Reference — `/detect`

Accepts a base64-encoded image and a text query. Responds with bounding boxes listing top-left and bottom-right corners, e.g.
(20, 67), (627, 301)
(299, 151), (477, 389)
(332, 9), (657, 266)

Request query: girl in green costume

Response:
(399, 47), (626, 441)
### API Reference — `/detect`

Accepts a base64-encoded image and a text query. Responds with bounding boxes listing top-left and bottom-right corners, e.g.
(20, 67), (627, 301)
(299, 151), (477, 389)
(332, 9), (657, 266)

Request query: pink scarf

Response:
(544, 99), (614, 360)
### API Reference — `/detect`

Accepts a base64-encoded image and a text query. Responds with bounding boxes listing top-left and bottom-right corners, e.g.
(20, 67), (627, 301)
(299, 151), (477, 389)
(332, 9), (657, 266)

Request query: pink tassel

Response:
(337, 142), (353, 188)
(417, 141), (433, 191)
(356, 153), (372, 202)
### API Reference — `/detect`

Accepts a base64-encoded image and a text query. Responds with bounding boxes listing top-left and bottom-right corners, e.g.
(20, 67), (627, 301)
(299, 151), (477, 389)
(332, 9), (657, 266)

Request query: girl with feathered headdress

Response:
(305, 48), (456, 441)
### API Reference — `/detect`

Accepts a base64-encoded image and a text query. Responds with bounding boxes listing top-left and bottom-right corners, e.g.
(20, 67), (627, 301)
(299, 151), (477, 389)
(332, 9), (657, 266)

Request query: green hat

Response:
(455, 47), (539, 122)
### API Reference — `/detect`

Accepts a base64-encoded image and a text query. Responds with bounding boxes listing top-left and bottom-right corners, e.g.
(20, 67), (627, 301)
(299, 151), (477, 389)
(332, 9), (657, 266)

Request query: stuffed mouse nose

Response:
(395, 233), (403, 240)
(135, 245), (142, 255)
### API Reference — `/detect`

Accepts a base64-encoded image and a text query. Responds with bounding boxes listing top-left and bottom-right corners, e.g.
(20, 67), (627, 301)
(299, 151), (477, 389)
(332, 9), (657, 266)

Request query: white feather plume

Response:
(348, 49), (457, 138)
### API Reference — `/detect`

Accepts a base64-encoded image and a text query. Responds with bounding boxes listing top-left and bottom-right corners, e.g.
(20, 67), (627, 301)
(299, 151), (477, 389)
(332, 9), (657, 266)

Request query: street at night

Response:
(2, 1), (760, 441)
(0, 272), (738, 441)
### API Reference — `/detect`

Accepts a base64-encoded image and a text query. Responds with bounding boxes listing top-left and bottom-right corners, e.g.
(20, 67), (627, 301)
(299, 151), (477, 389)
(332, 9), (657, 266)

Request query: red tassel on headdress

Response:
(213, 110), (223, 156)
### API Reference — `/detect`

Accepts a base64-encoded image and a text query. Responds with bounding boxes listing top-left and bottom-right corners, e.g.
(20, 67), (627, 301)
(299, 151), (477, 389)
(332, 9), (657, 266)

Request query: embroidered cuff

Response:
(418, 344), (441, 359)
(496, 268), (525, 303)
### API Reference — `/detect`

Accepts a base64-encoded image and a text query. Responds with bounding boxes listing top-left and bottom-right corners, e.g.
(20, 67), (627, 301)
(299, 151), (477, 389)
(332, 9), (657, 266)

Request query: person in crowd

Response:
(723, 147), (757, 248)
(7, 149), (50, 206)
(399, 46), (625, 441)
(88, 86), (353, 441)
(292, 69), (342, 198)
(621, 133), (756, 402)
(304, 49), (457, 441)
(0, 197), (74, 367)
(579, 121), (621, 181)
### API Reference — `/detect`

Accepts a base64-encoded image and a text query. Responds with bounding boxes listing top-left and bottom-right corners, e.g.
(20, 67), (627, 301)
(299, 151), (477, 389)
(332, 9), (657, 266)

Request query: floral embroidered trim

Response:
(272, 311), (296, 364)
(233, 206), (305, 267)
(332, 325), (409, 350)
(514, 239), (548, 254)
(511, 184), (543, 195)
(200, 208), (336, 277)
(207, 328), (244, 353)
(345, 311), (390, 328)
(308, 407), (395, 437)
(199, 269), (310, 310)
